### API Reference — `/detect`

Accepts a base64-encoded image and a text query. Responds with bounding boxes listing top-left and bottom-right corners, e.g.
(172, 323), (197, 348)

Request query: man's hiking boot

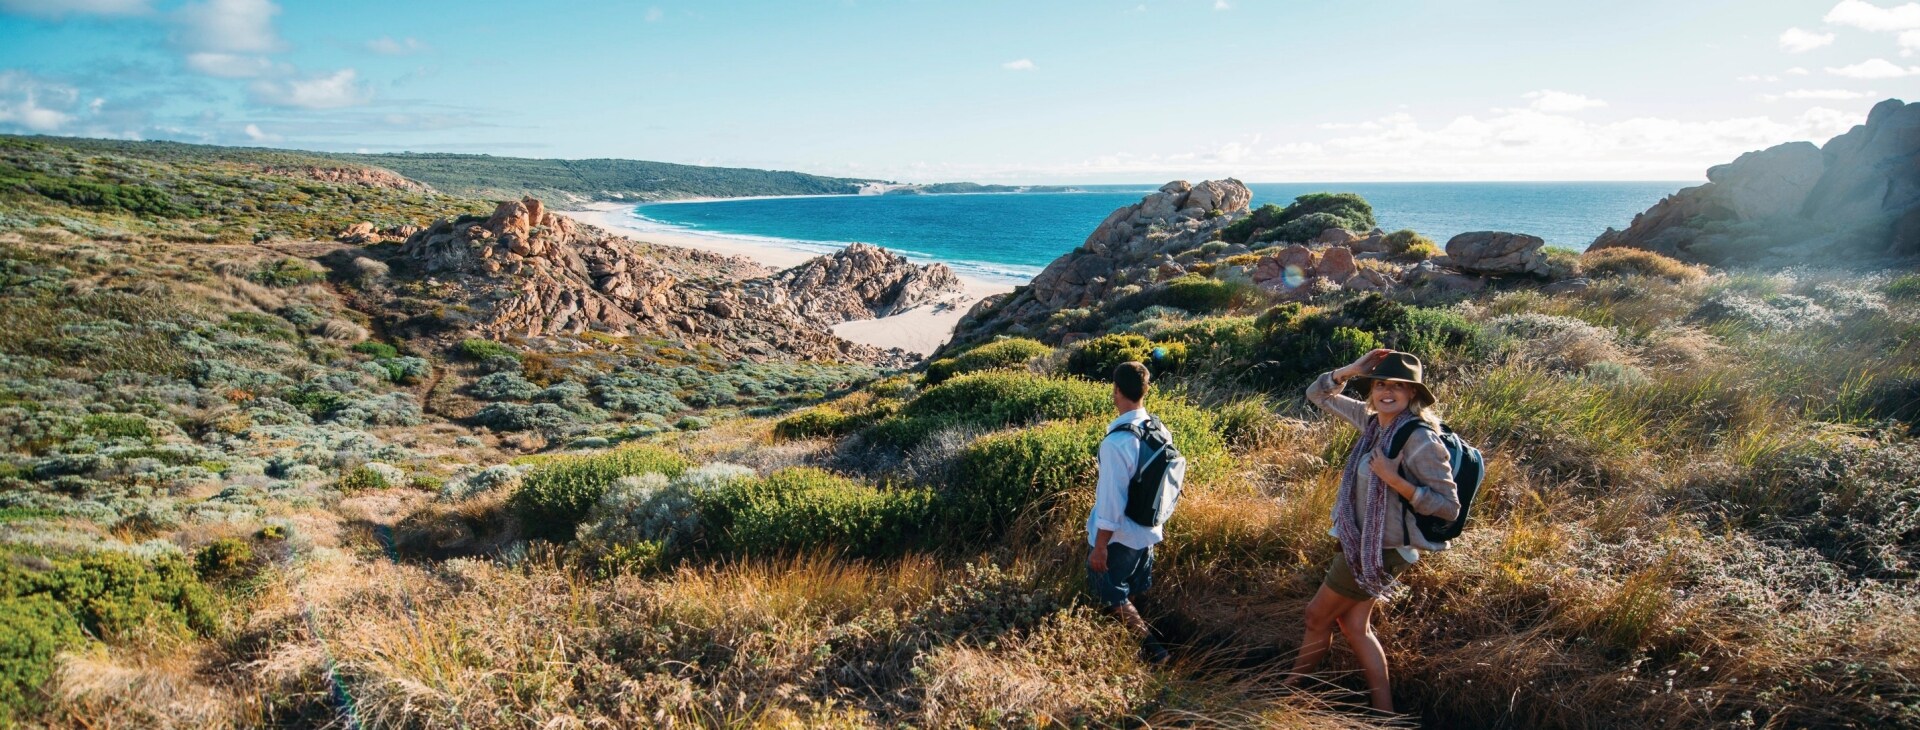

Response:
(1141, 635), (1171, 665)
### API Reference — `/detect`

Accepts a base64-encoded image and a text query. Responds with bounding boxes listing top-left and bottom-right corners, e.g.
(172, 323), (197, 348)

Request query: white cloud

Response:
(1901, 29), (1920, 55)
(1826, 57), (1920, 77)
(1737, 74), (1782, 82)
(248, 68), (369, 109)
(1002, 58), (1035, 71)
(0, 71), (78, 132)
(976, 97), (1869, 183)
(365, 36), (425, 55)
(1763, 88), (1879, 101)
(184, 52), (273, 78)
(644, 6), (662, 21)
(0, 0), (147, 17)
(1788, 66), (1812, 75)
(1523, 89), (1607, 113)
(1779, 27), (1837, 53)
(1823, 0), (1920, 32)
(242, 122), (280, 142)
(174, 0), (281, 54)
(1213, 0), (1230, 9)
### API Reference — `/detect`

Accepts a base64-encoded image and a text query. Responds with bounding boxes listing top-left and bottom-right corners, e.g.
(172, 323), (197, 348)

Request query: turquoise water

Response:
(629, 182), (1685, 283)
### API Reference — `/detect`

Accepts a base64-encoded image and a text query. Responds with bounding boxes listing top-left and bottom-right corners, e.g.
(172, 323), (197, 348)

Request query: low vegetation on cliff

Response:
(1, 126), (1917, 729)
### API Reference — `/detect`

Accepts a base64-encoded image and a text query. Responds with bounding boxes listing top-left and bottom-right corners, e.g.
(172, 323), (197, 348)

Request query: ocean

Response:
(628, 182), (1686, 284)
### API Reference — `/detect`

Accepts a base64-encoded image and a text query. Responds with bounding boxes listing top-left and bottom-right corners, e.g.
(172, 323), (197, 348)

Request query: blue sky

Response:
(0, 0), (1915, 182)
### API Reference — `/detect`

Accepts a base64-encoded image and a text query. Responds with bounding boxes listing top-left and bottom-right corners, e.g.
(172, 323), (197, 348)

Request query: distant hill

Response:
(320, 151), (884, 202)
(0, 135), (885, 203)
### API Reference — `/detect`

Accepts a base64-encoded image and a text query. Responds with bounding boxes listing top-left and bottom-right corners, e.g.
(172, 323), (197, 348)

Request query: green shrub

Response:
(1883, 273), (1920, 300)
(1062, 334), (1189, 380)
(1225, 193), (1377, 245)
(1255, 295), (1484, 388)
(78, 413), (153, 441)
(1544, 246), (1582, 279)
(193, 538), (255, 582)
(250, 257), (328, 287)
(695, 467), (937, 558)
(1339, 294), (1488, 363)
(1221, 203), (1284, 244)
(773, 402), (897, 440)
(510, 445), (689, 542)
(473, 402), (578, 434)
(1328, 326), (1382, 368)
(367, 355), (430, 384)
(338, 463), (395, 492)
(950, 421), (1099, 539)
(1213, 396), (1287, 452)
(457, 338), (520, 363)
(0, 595), (79, 722)
(1157, 315), (1261, 364)
(1268, 212), (1351, 244)
(923, 358), (961, 386)
(867, 372), (1110, 449)
(222, 311), (298, 341)
(1385, 229), (1441, 261)
(3, 169), (191, 217)
(1155, 275), (1242, 313)
(0, 551), (219, 642)
(351, 341), (400, 360)
(926, 337), (1053, 385)
(1255, 302), (1306, 333)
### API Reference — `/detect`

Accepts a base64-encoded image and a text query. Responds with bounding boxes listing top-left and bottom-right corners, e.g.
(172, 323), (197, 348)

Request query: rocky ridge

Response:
(386, 197), (960, 365)
(266, 164), (430, 193)
(946, 180), (1555, 350)
(763, 242), (967, 323)
(948, 180), (1253, 345)
(1592, 97), (1920, 265)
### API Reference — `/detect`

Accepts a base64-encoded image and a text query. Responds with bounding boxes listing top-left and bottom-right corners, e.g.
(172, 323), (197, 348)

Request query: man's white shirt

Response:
(1086, 407), (1165, 550)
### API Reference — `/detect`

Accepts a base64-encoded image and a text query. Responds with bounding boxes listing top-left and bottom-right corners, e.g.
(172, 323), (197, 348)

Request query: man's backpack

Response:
(1385, 420), (1484, 543)
(1108, 418), (1187, 528)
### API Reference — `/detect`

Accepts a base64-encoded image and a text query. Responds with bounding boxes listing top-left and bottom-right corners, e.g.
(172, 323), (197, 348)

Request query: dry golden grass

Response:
(1580, 248), (1707, 283)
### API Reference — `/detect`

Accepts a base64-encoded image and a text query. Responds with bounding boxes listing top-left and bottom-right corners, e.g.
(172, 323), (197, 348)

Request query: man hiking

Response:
(1087, 360), (1185, 664)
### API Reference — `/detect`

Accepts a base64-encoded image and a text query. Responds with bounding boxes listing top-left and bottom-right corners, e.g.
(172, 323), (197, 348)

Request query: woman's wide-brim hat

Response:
(1354, 351), (1435, 405)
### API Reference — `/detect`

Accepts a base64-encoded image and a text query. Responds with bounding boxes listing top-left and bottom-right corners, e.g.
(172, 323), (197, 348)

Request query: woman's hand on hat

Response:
(1338, 349), (1395, 380)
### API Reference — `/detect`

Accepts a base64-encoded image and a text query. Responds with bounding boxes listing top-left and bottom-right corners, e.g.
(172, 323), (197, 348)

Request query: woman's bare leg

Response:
(1337, 598), (1394, 713)
(1284, 584), (1359, 685)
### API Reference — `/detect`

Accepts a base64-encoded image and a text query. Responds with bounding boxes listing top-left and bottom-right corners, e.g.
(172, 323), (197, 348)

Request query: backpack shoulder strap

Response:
(1386, 419), (1434, 460)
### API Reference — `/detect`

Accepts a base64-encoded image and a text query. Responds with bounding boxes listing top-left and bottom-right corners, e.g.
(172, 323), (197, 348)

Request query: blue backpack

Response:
(1385, 420), (1484, 543)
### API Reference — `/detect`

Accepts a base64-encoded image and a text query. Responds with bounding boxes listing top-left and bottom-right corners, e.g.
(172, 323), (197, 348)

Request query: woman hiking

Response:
(1284, 348), (1461, 714)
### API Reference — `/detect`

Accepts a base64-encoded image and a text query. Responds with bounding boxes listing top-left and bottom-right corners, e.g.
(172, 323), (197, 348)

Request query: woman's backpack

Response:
(1108, 418), (1186, 528)
(1385, 421), (1484, 543)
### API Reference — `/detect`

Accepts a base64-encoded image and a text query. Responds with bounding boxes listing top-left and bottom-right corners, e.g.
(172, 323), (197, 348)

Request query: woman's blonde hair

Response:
(1364, 379), (1444, 429)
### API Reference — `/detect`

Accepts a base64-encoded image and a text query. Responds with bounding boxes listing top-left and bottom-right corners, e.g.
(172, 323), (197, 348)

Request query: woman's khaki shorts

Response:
(1323, 549), (1413, 601)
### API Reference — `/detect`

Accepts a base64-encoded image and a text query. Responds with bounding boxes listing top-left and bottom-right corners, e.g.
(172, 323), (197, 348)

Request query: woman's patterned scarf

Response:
(1334, 409), (1415, 598)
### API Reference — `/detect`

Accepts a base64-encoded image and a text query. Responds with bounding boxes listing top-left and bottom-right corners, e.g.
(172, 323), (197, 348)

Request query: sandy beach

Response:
(561, 201), (1016, 356)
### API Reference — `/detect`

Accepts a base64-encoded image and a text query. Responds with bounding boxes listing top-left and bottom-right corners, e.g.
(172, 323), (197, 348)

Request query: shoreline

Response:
(560, 201), (1016, 356)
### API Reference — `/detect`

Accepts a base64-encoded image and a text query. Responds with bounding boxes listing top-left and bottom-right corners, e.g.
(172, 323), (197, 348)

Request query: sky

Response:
(0, 0), (1915, 183)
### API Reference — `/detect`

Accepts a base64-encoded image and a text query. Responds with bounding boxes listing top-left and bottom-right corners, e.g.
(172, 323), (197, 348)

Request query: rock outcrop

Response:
(766, 242), (966, 323)
(945, 180), (1445, 349)
(389, 197), (917, 365)
(337, 222), (421, 245)
(265, 164), (429, 192)
(1592, 98), (1920, 264)
(947, 180), (1251, 347)
(1437, 231), (1550, 276)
